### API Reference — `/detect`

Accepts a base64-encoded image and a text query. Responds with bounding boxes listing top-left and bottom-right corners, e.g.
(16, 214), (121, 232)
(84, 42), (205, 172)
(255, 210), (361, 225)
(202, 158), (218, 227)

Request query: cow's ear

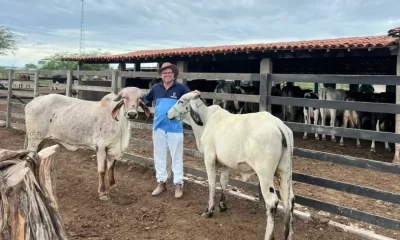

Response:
(111, 100), (124, 121)
(113, 90), (123, 101)
(189, 102), (203, 126)
(139, 100), (151, 119)
(189, 107), (203, 126)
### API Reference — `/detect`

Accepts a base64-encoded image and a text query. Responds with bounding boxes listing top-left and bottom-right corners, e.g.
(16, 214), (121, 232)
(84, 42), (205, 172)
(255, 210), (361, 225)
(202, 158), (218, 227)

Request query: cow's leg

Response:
(371, 119), (379, 152)
(382, 121), (391, 152)
(320, 109), (327, 141)
(329, 109), (337, 142)
(97, 148), (109, 200)
(356, 115), (361, 148)
(218, 167), (229, 212)
(314, 108), (320, 140)
(340, 113), (349, 147)
(257, 173), (279, 240)
(107, 157), (119, 191)
(303, 108), (309, 139)
(202, 151), (217, 218)
(385, 141), (391, 152)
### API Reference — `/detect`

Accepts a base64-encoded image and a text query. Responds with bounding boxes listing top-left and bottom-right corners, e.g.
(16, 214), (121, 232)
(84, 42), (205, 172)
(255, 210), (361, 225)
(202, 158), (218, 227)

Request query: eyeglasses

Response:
(162, 72), (174, 75)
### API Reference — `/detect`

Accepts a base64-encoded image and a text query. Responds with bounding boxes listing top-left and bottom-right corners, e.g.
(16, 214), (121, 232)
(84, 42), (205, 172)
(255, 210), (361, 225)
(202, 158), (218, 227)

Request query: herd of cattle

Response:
(209, 81), (396, 152)
(50, 75), (396, 152)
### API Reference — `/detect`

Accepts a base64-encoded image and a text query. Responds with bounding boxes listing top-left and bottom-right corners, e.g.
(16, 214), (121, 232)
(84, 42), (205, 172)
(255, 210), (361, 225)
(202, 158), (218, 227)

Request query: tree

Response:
(0, 25), (19, 56)
(24, 63), (37, 69)
(41, 50), (111, 71)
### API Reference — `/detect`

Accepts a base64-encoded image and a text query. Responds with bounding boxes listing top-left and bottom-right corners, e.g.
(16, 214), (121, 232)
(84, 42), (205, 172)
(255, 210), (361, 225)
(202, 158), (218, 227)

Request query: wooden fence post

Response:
(257, 72), (271, 209)
(393, 45), (400, 163)
(34, 69), (40, 97)
(65, 70), (73, 97)
(6, 69), (13, 128)
(112, 70), (118, 94)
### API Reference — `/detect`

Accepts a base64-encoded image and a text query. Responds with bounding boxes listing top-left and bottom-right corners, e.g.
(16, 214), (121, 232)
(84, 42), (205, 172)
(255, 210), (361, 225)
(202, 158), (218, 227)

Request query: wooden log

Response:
(0, 145), (68, 240)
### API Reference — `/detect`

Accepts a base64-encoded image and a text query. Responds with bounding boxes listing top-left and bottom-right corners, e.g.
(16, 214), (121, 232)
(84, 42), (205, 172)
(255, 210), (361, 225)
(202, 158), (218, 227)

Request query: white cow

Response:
(167, 92), (295, 240)
(303, 91), (320, 140)
(318, 87), (347, 142)
(24, 87), (151, 200)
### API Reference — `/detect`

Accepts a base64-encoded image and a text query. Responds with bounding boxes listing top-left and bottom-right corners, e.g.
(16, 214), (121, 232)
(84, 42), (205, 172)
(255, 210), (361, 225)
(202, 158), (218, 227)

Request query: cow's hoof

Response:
(339, 143), (344, 147)
(315, 137), (319, 140)
(99, 194), (110, 201)
(385, 148), (391, 152)
(357, 144), (361, 148)
(218, 202), (228, 212)
(303, 136), (307, 140)
(331, 139), (336, 143)
(202, 208), (214, 218)
(370, 148), (376, 153)
(109, 185), (120, 192)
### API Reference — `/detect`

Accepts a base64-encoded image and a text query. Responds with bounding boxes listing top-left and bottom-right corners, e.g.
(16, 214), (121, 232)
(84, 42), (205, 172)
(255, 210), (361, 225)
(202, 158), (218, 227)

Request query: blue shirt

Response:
(144, 81), (191, 133)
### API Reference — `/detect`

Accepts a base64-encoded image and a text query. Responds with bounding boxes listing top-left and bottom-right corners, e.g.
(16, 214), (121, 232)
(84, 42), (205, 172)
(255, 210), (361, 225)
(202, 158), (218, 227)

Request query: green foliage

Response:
(0, 25), (20, 56)
(41, 50), (111, 70)
(25, 63), (37, 69)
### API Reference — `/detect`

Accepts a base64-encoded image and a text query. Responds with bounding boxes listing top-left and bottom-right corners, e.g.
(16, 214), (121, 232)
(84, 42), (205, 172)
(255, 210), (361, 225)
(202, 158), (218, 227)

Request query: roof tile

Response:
(62, 31), (400, 61)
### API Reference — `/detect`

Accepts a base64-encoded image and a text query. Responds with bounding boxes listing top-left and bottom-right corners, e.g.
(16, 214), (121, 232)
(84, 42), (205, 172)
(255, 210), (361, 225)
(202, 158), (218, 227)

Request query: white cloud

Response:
(1, 0), (399, 67)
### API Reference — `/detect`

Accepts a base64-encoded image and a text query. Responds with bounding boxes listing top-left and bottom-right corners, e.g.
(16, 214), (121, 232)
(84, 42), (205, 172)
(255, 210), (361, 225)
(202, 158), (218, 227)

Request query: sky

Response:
(1, 0), (400, 69)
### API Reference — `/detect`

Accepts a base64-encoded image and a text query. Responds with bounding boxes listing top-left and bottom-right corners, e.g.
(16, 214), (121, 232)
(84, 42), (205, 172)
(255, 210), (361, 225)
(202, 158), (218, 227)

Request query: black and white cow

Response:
(339, 91), (373, 148)
(281, 85), (312, 122)
(303, 91), (320, 140)
(369, 92), (395, 152)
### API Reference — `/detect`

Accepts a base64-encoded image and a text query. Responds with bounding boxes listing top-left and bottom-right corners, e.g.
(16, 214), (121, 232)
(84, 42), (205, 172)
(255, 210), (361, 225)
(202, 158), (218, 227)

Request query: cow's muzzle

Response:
(126, 110), (138, 120)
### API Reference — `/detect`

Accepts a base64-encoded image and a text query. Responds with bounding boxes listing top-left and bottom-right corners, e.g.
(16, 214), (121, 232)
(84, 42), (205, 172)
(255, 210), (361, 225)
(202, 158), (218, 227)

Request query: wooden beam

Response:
(393, 43), (400, 163)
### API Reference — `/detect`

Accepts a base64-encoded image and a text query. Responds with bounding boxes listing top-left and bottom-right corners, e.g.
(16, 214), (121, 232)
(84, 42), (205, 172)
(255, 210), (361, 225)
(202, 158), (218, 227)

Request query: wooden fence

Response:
(0, 69), (400, 232)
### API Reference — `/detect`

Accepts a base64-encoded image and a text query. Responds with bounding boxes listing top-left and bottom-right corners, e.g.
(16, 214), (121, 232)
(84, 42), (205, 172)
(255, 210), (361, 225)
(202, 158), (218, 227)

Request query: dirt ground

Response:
(128, 127), (400, 239)
(1, 128), (371, 240)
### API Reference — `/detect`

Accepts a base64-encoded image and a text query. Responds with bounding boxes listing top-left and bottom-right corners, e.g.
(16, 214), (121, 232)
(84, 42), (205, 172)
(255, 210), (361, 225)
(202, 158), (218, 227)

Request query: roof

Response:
(62, 27), (400, 62)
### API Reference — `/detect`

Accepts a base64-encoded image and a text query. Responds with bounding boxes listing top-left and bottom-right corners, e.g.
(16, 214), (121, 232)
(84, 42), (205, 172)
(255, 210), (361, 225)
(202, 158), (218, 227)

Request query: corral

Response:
(1, 27), (400, 239)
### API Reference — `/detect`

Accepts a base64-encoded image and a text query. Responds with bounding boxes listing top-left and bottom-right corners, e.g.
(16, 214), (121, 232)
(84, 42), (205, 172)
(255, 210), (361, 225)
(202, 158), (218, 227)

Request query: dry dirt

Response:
(0, 127), (371, 240)
(128, 126), (400, 239)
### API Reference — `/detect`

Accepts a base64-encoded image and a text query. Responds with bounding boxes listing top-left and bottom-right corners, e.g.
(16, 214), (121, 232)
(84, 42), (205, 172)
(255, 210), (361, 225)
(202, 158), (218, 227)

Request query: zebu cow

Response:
(303, 92), (320, 140)
(281, 85), (311, 122)
(318, 87), (347, 142)
(167, 92), (295, 240)
(24, 87), (151, 200)
(369, 92), (395, 152)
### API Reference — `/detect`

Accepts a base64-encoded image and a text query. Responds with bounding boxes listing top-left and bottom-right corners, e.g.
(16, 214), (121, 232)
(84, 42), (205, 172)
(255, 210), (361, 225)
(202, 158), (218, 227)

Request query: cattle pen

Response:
(1, 67), (400, 240)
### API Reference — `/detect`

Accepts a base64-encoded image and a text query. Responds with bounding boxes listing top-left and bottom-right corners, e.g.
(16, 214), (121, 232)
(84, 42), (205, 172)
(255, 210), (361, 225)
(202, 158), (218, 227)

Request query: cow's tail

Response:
(276, 121), (295, 240)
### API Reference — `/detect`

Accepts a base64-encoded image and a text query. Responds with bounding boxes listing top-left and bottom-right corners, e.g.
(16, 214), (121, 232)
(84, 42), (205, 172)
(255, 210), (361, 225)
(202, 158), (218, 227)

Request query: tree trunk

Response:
(0, 144), (68, 240)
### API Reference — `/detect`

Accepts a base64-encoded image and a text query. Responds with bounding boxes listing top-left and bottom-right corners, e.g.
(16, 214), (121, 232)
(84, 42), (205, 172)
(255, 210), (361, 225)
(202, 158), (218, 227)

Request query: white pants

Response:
(152, 128), (184, 185)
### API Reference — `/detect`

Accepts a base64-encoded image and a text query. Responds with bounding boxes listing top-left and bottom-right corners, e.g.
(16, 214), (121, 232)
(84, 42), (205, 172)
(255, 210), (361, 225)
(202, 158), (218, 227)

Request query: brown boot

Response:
(152, 182), (166, 196)
(175, 184), (183, 199)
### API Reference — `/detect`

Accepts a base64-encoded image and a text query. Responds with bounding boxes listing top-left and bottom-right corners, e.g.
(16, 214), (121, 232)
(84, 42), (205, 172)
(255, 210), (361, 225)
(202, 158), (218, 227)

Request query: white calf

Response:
(24, 87), (151, 200)
(167, 92), (295, 240)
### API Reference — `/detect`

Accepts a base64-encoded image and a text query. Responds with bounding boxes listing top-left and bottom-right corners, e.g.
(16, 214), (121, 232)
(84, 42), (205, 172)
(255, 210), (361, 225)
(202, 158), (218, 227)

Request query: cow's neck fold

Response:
(187, 101), (217, 153)
(117, 105), (131, 151)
